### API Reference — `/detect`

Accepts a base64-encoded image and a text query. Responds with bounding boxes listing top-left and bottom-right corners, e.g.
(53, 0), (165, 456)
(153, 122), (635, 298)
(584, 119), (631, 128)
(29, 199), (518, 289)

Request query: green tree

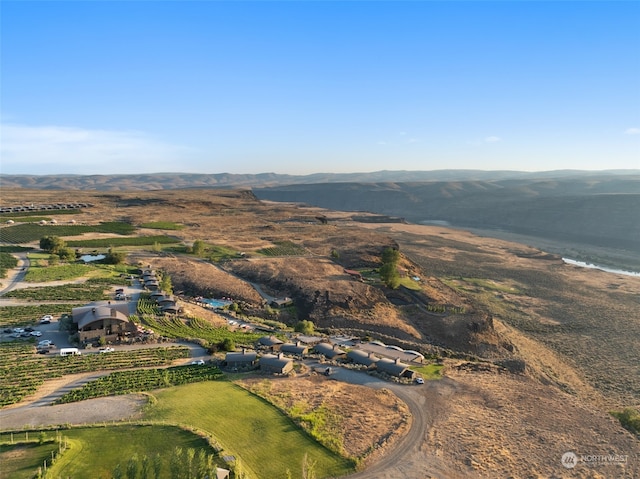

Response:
(40, 236), (66, 254)
(152, 454), (162, 479)
(112, 463), (124, 479)
(159, 273), (173, 294)
(105, 248), (126, 264)
(221, 337), (236, 351)
(379, 263), (400, 289)
(140, 455), (150, 479)
(295, 320), (315, 335)
(192, 239), (205, 257)
(126, 454), (139, 479)
(381, 247), (400, 264)
(57, 247), (76, 262)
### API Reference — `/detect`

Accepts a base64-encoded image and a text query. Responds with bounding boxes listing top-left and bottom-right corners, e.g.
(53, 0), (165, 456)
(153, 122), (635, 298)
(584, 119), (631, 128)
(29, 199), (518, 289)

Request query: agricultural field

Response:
(0, 425), (220, 479)
(0, 252), (18, 278)
(54, 365), (224, 404)
(136, 313), (263, 348)
(4, 283), (109, 301)
(0, 305), (78, 327)
(0, 344), (190, 407)
(66, 235), (180, 248)
(0, 222), (135, 243)
(0, 437), (60, 479)
(139, 221), (184, 230)
(256, 240), (308, 256)
(143, 381), (354, 479)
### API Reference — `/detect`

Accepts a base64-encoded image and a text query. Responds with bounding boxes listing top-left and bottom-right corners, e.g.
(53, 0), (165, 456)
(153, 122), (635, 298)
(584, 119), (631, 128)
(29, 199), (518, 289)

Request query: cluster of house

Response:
(225, 336), (419, 379)
(0, 202), (92, 214)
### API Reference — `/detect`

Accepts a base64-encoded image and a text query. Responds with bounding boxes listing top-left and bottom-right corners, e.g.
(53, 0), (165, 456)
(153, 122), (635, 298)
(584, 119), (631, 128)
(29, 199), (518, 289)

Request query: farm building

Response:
(313, 342), (347, 360)
(295, 335), (323, 345)
(258, 336), (284, 351)
(347, 349), (380, 368)
(72, 303), (136, 343)
(259, 353), (294, 375)
(225, 349), (258, 369)
(376, 358), (416, 379)
(270, 297), (293, 308)
(280, 342), (308, 356)
(160, 304), (180, 314)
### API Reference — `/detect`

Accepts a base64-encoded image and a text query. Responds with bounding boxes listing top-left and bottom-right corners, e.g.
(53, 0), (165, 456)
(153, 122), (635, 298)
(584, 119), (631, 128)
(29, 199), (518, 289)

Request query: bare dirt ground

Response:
(238, 374), (410, 462)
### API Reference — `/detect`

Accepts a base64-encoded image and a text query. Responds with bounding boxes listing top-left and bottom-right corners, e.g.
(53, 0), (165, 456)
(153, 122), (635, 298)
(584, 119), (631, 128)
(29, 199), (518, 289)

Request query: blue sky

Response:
(1, 1), (639, 175)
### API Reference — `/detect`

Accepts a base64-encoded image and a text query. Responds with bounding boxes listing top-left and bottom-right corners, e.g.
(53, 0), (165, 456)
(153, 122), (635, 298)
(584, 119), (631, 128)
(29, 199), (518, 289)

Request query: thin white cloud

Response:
(624, 127), (640, 135)
(0, 123), (199, 174)
(484, 136), (501, 143)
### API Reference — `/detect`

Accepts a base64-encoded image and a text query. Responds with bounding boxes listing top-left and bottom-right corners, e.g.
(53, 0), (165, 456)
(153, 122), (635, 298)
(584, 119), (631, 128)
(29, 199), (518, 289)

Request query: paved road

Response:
(0, 252), (29, 296)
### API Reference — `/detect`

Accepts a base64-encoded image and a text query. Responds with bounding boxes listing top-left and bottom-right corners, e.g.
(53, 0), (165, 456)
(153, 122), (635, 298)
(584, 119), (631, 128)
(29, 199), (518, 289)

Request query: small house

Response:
(259, 353), (294, 375)
(225, 349), (258, 369)
(313, 342), (346, 360)
(258, 336), (284, 351)
(280, 342), (309, 357)
(376, 358), (416, 379)
(347, 349), (380, 369)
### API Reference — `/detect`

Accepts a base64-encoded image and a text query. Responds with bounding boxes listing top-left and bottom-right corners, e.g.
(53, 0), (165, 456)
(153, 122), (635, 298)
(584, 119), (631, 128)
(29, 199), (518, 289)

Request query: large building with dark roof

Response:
(72, 303), (136, 343)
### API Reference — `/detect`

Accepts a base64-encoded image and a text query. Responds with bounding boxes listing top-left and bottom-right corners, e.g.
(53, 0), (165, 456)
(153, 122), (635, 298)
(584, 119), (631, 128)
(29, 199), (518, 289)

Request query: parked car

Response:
(191, 359), (205, 365)
(38, 340), (53, 348)
(30, 331), (42, 337)
(99, 347), (115, 353)
(415, 377), (425, 384)
(40, 315), (53, 324)
(36, 349), (49, 355)
(13, 327), (25, 334)
(24, 326), (35, 332)
(3, 328), (12, 334)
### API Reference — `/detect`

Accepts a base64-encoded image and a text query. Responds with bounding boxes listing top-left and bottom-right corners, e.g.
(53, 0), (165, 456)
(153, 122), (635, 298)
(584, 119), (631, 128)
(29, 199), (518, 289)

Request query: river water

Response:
(562, 258), (640, 277)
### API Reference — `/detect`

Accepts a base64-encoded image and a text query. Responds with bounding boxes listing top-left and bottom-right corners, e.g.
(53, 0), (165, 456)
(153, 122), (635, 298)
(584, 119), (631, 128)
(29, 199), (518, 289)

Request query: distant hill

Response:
(254, 175), (640, 256)
(1, 169), (637, 190)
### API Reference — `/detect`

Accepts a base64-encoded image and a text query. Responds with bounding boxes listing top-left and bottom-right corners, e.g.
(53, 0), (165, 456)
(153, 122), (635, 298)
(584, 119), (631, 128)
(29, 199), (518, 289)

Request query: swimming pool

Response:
(202, 298), (233, 308)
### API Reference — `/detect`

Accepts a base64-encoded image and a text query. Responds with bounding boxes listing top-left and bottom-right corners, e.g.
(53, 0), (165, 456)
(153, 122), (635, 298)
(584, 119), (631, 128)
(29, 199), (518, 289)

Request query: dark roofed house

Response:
(156, 295), (176, 305)
(225, 349), (258, 369)
(258, 336), (284, 351)
(160, 304), (180, 314)
(280, 342), (309, 357)
(347, 349), (380, 368)
(260, 353), (294, 375)
(376, 358), (416, 379)
(313, 342), (346, 360)
(72, 303), (136, 343)
(270, 297), (293, 308)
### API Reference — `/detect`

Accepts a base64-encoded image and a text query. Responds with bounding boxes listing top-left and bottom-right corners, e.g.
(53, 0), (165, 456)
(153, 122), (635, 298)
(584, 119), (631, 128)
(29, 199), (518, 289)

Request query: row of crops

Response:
(4, 283), (109, 301)
(257, 240), (308, 256)
(0, 222), (135, 243)
(0, 343), (190, 408)
(54, 364), (223, 404)
(67, 235), (181, 248)
(0, 251), (18, 278)
(0, 304), (79, 327)
(137, 313), (262, 346)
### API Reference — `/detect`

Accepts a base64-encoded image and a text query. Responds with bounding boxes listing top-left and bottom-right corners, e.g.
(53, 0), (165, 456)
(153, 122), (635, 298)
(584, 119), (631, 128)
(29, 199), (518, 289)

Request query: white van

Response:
(59, 348), (81, 357)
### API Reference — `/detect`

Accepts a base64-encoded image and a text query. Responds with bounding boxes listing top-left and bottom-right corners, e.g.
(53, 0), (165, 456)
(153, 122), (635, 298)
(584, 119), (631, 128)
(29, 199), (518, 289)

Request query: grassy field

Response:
(0, 440), (59, 479)
(40, 425), (215, 479)
(143, 381), (354, 479)
(412, 363), (444, 379)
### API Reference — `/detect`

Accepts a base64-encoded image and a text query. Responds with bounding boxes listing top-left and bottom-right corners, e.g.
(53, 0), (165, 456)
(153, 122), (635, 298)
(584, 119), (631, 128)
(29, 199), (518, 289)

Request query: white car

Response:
(40, 315), (53, 324)
(415, 377), (425, 385)
(191, 359), (205, 365)
(38, 339), (53, 347)
(99, 347), (115, 353)
(30, 331), (42, 337)
(13, 327), (25, 334)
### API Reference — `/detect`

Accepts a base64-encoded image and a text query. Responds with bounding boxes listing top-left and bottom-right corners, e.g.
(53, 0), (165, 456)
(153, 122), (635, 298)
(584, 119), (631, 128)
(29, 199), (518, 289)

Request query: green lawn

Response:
(412, 363), (444, 379)
(43, 425), (214, 479)
(0, 441), (59, 479)
(143, 381), (354, 479)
